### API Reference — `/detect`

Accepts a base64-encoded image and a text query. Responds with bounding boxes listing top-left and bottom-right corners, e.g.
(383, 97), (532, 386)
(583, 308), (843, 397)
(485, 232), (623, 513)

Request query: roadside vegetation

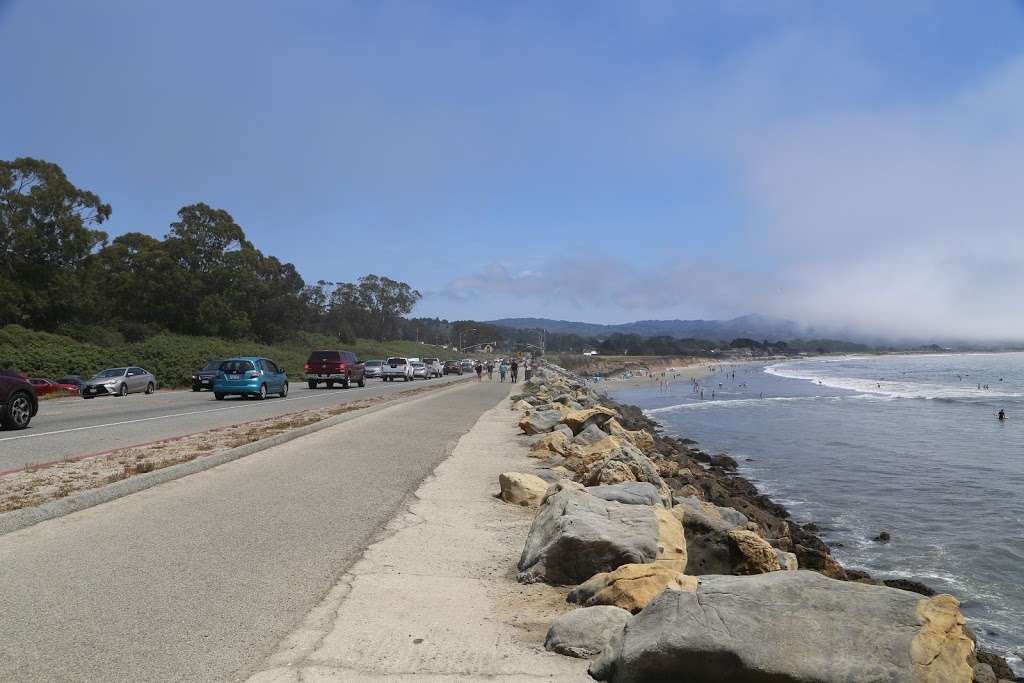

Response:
(0, 324), (456, 387)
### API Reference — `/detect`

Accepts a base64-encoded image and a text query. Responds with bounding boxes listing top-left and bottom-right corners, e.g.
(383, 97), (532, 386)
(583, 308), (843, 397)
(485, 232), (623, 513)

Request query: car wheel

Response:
(118, 383), (128, 397)
(342, 373), (350, 389)
(327, 380), (335, 389)
(83, 395), (95, 400)
(280, 382), (289, 398)
(257, 384), (267, 400)
(145, 382), (155, 394)
(308, 380), (317, 390)
(214, 393), (225, 401)
(192, 385), (201, 392)
(358, 374), (365, 388)
(1, 391), (33, 430)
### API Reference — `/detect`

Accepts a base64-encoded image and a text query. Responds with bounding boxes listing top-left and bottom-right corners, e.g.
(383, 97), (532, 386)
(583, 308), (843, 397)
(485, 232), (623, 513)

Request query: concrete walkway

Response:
(248, 390), (590, 681)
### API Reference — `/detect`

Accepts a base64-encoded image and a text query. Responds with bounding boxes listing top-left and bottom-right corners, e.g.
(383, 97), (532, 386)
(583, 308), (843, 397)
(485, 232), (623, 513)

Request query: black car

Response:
(56, 375), (85, 389)
(191, 359), (224, 391)
(1, 370), (38, 430)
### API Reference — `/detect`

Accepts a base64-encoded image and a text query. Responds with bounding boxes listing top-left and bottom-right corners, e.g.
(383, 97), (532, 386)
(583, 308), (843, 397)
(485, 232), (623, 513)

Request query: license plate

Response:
(320, 374), (327, 378)
(201, 380), (210, 385)
(228, 374), (240, 380)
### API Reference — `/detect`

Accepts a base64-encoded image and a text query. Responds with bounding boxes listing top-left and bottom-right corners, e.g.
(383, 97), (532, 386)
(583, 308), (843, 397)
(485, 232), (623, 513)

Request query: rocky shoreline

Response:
(499, 362), (1020, 682)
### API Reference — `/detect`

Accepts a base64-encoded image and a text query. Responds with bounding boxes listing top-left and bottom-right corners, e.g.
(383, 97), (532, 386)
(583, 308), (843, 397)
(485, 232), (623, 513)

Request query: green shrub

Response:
(0, 325), (460, 387)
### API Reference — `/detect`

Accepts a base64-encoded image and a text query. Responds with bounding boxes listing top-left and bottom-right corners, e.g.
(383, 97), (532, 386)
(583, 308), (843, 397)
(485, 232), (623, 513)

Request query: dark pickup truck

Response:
(1, 370), (38, 430)
(304, 350), (365, 389)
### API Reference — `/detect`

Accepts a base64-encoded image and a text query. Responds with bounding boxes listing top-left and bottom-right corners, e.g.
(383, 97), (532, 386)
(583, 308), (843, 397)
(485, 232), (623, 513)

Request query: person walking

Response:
(486, 360), (494, 380)
(499, 359), (509, 382)
(474, 361), (483, 382)
(510, 359), (519, 383)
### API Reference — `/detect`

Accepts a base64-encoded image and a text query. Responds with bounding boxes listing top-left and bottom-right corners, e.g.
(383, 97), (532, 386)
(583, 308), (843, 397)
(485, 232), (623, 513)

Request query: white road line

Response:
(0, 392), (345, 443)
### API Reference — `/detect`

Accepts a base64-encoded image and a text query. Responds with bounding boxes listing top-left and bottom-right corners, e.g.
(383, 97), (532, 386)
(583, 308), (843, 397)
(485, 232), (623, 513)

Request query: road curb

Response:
(0, 380), (473, 537)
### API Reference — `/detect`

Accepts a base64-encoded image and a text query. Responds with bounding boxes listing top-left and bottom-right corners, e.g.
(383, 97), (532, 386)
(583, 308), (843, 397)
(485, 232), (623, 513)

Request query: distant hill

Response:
(488, 314), (810, 342)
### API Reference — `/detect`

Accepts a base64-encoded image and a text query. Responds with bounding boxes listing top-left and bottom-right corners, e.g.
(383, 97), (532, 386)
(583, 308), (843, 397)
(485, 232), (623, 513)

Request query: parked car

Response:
(422, 358), (443, 378)
(55, 375), (85, 390)
(28, 378), (81, 396)
(411, 361), (429, 379)
(381, 357), (414, 382)
(0, 370), (38, 430)
(362, 360), (385, 378)
(443, 360), (462, 375)
(191, 359), (224, 392)
(82, 367), (157, 399)
(459, 359), (475, 373)
(213, 357), (288, 400)
(304, 350), (364, 389)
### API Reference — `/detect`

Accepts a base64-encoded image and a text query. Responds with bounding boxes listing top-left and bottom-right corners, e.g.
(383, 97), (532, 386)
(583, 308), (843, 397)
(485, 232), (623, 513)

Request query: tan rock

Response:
(498, 472), (549, 507)
(911, 594), (975, 683)
(512, 399), (533, 413)
(549, 465), (573, 479)
(541, 479), (585, 504)
(654, 507), (687, 572)
(606, 418), (655, 453)
(654, 459), (680, 478)
(726, 529), (781, 574)
(568, 563), (699, 614)
(562, 406), (618, 433)
(530, 431), (572, 458)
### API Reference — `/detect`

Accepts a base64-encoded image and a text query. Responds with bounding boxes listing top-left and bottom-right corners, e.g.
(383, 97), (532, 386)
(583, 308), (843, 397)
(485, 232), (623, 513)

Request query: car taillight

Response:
(248, 370), (264, 378)
(304, 363), (311, 371)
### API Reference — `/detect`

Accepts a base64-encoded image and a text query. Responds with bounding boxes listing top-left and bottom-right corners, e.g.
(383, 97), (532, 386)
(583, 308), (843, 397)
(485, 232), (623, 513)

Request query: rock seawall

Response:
(500, 362), (1020, 683)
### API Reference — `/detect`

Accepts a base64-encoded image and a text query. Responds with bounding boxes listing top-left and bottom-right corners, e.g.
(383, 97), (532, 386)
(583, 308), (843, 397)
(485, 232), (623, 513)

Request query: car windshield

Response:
(412, 362), (424, 367)
(202, 361), (222, 371)
(94, 368), (126, 378)
(308, 351), (341, 362)
(220, 360), (255, 373)
(423, 358), (438, 364)
(364, 360), (382, 366)
(386, 358), (406, 365)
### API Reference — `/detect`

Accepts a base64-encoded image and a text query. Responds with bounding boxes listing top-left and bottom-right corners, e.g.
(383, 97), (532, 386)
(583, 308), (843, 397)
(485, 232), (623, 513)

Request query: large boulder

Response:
(518, 488), (660, 585)
(591, 571), (976, 683)
(574, 423), (610, 446)
(512, 399), (534, 413)
(605, 418), (655, 454)
(582, 443), (672, 502)
(675, 495), (749, 529)
(544, 606), (632, 658)
(567, 563), (699, 613)
(518, 409), (563, 435)
(498, 472), (549, 507)
(586, 482), (664, 507)
(530, 431), (572, 458)
(562, 406), (618, 434)
(673, 504), (780, 575)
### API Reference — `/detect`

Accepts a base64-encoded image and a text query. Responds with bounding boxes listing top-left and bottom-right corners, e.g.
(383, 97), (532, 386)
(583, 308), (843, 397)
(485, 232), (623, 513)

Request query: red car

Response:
(29, 378), (80, 397)
(1, 371), (38, 430)
(304, 350), (365, 389)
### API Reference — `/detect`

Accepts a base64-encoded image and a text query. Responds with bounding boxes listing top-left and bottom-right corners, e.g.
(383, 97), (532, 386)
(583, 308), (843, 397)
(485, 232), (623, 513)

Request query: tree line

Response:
(1, 157), (420, 345)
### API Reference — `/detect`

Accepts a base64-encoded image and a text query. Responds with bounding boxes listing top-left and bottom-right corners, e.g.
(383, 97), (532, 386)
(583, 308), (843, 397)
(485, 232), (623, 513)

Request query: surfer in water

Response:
(998, 409), (1006, 422)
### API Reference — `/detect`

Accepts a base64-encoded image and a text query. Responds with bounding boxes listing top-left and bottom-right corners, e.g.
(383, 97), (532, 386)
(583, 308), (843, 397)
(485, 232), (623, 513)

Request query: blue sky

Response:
(3, 1), (1024, 338)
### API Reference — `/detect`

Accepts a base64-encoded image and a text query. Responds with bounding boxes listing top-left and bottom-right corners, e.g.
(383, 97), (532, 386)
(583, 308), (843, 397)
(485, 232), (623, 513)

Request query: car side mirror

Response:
(279, 368), (286, 374)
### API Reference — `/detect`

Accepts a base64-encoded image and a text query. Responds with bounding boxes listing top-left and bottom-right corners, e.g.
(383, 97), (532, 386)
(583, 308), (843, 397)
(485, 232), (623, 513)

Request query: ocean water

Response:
(608, 352), (1024, 672)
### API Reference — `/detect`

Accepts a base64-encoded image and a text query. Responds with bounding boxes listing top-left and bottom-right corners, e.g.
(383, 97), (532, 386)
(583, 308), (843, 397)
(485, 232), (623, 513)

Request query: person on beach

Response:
(998, 409), (1006, 421)
(474, 361), (483, 382)
(499, 359), (509, 382)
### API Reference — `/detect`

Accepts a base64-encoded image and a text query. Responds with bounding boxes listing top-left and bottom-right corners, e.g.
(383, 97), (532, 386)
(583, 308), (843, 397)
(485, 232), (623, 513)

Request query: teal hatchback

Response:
(213, 357), (289, 400)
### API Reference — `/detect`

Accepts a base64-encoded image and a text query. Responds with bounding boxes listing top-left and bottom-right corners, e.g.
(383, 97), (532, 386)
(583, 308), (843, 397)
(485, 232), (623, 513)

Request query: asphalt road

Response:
(0, 374), (471, 472)
(0, 378), (510, 682)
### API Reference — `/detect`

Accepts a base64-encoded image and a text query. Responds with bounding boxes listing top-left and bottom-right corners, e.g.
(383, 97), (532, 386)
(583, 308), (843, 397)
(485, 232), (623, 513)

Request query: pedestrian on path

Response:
(474, 361), (483, 382)
(499, 359), (509, 382)
(510, 360), (519, 383)
(486, 360), (494, 380)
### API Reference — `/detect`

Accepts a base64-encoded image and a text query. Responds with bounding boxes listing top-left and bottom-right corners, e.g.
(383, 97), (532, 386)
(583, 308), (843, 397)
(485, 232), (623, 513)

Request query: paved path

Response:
(0, 375), (469, 471)
(0, 379), (508, 682)
(248, 394), (590, 682)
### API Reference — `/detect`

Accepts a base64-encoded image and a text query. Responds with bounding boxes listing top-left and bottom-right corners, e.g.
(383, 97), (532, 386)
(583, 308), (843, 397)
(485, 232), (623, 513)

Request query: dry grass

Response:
(0, 382), (447, 514)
